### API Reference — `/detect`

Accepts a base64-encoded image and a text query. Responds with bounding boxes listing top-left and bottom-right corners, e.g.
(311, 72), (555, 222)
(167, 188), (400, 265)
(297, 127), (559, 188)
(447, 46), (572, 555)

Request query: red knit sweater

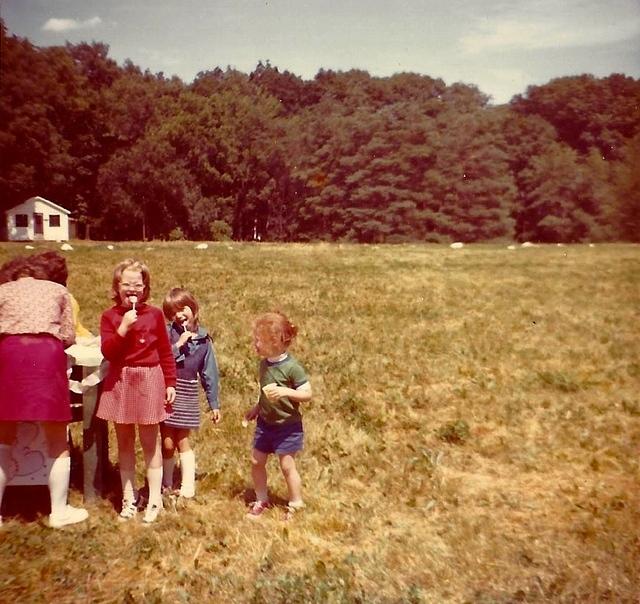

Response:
(100, 303), (176, 387)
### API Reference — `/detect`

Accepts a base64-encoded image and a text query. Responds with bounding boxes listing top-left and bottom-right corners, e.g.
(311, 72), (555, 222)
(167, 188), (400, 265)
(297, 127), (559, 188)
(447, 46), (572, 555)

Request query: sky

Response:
(2, 0), (639, 104)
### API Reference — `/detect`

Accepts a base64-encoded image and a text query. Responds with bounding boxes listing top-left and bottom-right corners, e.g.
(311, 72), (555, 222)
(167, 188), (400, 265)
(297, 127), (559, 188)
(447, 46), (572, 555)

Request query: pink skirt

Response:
(0, 334), (71, 422)
(97, 364), (169, 425)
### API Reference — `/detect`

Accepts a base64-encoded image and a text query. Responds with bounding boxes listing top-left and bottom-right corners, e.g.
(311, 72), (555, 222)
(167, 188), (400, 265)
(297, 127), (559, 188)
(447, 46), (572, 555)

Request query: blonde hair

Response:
(110, 258), (151, 303)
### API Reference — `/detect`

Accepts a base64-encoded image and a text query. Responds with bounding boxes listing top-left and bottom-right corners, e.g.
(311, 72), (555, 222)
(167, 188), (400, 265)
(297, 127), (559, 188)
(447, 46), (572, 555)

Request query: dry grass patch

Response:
(0, 242), (638, 603)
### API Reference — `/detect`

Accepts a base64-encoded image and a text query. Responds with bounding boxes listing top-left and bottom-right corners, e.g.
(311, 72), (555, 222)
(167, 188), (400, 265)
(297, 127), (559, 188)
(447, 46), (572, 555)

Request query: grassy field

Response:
(0, 241), (638, 603)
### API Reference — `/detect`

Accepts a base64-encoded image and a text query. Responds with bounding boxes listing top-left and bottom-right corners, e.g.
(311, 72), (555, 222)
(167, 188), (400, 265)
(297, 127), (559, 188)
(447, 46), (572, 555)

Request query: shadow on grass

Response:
(1, 485), (50, 522)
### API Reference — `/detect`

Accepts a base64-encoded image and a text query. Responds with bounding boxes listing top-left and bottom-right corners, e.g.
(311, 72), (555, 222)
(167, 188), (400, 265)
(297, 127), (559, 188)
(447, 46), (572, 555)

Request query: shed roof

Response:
(9, 196), (71, 215)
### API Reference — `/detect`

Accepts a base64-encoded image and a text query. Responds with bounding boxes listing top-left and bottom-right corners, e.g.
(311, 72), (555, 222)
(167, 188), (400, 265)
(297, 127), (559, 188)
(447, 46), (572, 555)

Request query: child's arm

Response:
(116, 310), (137, 338)
(263, 359), (312, 403)
(171, 329), (193, 357)
(263, 381), (312, 403)
(60, 291), (76, 348)
(100, 310), (132, 360)
(200, 340), (221, 423)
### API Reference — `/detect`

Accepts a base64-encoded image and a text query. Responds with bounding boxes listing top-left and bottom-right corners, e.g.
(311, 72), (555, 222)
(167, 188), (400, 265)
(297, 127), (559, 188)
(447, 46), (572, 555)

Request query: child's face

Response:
(172, 305), (194, 328)
(253, 331), (285, 358)
(119, 269), (145, 307)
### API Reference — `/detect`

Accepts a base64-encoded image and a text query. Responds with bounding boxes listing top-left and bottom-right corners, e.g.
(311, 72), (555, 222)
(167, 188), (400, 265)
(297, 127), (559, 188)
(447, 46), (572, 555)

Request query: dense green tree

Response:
(312, 69), (450, 116)
(609, 134), (640, 241)
(0, 25), (96, 215)
(97, 133), (199, 240)
(66, 41), (121, 89)
(61, 42), (123, 237)
(285, 84), (512, 242)
(512, 74), (640, 160)
(96, 75), (289, 240)
(418, 107), (516, 241)
(249, 61), (321, 114)
(507, 75), (640, 241)
(1, 18), (638, 243)
(181, 79), (288, 240)
(515, 142), (613, 242)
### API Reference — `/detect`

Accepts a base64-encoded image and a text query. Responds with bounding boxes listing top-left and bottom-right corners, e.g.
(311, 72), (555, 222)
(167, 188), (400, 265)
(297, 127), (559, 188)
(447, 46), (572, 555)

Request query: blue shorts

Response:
(253, 418), (304, 455)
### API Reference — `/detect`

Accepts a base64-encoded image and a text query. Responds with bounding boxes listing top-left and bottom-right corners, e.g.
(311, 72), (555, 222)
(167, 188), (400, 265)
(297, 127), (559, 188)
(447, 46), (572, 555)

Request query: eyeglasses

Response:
(121, 283), (144, 290)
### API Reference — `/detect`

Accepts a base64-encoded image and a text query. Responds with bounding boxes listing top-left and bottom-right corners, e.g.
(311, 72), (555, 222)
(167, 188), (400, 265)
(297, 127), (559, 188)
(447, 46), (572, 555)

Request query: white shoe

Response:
(143, 502), (162, 523)
(119, 499), (137, 521)
(49, 505), (89, 528)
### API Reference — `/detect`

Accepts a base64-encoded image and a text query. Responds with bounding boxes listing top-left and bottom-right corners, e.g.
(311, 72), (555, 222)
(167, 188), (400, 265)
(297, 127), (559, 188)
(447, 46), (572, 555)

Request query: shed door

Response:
(34, 213), (44, 236)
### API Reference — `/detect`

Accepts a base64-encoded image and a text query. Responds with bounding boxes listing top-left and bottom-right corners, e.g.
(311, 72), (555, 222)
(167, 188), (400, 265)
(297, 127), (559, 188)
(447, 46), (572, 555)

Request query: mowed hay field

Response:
(0, 242), (638, 603)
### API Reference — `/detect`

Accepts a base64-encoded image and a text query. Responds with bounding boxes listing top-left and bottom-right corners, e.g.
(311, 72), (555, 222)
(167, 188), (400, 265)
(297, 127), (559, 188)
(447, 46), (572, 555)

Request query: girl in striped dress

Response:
(161, 288), (220, 498)
(97, 259), (176, 523)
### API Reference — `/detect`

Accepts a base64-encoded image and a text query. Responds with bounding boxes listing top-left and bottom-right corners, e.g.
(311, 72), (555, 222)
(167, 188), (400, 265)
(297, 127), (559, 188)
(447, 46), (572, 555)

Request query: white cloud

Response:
(461, 14), (640, 53)
(42, 16), (102, 33)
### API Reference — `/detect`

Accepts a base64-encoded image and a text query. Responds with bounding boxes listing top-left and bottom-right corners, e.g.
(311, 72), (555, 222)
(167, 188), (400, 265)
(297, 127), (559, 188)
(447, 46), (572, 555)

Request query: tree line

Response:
(1, 21), (639, 243)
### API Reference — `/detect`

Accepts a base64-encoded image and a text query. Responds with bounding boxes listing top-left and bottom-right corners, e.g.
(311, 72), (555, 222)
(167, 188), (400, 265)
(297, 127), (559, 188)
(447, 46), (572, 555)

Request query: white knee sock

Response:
(179, 450), (196, 497)
(120, 468), (137, 503)
(162, 457), (176, 488)
(147, 467), (163, 506)
(48, 456), (70, 517)
(0, 444), (11, 513)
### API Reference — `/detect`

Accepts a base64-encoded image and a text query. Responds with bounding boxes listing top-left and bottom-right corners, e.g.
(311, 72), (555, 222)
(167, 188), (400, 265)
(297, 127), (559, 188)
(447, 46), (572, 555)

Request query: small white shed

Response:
(6, 196), (72, 241)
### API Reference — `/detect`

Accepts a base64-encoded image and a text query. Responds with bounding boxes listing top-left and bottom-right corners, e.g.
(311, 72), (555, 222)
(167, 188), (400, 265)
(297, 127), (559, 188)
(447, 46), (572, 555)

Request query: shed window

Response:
(15, 214), (28, 227)
(49, 215), (61, 227)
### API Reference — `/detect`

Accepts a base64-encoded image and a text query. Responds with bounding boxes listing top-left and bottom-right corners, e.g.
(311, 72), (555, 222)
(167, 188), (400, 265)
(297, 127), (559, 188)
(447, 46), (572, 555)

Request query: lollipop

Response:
(128, 295), (138, 311)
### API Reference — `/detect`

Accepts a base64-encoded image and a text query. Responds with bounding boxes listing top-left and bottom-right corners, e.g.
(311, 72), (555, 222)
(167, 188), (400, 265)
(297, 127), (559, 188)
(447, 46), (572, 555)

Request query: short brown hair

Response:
(252, 311), (298, 351)
(110, 258), (151, 303)
(33, 251), (68, 286)
(0, 254), (53, 283)
(163, 287), (200, 325)
(0, 256), (31, 283)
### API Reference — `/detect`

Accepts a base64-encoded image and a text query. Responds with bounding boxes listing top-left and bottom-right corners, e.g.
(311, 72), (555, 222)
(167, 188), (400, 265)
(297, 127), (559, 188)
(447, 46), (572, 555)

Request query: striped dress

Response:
(164, 323), (219, 430)
(168, 377), (200, 427)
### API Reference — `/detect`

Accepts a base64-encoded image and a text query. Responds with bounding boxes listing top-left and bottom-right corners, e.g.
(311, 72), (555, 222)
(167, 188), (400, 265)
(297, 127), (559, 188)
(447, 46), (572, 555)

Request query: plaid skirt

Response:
(0, 334), (71, 422)
(97, 364), (169, 425)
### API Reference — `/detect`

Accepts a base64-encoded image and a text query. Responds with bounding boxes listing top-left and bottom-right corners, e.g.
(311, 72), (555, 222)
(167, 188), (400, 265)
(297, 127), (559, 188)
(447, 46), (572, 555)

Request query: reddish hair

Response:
(110, 258), (151, 303)
(252, 311), (298, 351)
(163, 287), (200, 326)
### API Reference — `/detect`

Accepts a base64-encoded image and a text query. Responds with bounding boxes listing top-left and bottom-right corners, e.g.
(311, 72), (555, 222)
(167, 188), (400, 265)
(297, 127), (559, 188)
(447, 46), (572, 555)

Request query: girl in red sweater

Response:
(97, 259), (176, 523)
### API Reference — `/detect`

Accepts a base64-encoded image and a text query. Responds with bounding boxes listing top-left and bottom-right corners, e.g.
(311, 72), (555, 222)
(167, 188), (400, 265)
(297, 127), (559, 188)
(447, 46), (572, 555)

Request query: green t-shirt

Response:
(258, 354), (308, 425)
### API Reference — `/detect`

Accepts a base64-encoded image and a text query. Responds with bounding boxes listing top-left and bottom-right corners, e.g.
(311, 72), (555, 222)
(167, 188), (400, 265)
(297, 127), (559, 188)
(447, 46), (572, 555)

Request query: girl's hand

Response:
(210, 409), (221, 424)
(245, 405), (259, 421)
(118, 309), (137, 335)
(117, 309), (137, 337)
(176, 331), (193, 348)
(262, 383), (285, 402)
(166, 386), (176, 404)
